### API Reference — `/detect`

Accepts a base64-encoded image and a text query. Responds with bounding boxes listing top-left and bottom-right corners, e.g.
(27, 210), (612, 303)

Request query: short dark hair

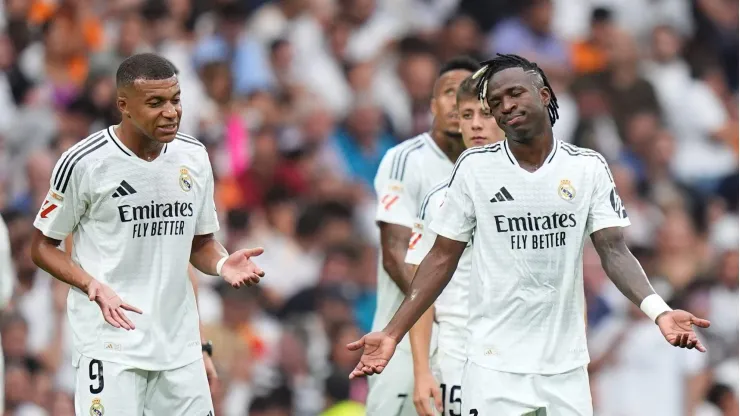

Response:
(456, 75), (480, 103)
(473, 53), (559, 126)
(438, 55), (481, 77)
(116, 53), (177, 88)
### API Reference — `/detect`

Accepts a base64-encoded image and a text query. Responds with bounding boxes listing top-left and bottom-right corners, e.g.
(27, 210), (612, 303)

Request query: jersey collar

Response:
(502, 138), (559, 168)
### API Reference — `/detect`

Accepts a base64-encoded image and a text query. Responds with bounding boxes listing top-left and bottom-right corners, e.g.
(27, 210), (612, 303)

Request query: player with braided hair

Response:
(348, 53), (710, 415)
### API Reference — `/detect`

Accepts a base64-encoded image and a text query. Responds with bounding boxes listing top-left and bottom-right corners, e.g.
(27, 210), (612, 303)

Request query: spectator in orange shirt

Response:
(571, 7), (615, 75)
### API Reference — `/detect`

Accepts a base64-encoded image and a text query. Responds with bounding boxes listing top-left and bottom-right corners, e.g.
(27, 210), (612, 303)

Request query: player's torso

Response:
(69, 129), (206, 369)
(463, 140), (595, 373)
(423, 187), (471, 360)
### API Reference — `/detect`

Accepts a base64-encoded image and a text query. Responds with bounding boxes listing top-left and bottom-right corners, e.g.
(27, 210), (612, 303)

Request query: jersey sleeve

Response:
(374, 149), (419, 229)
(587, 157), (631, 235)
(33, 155), (89, 241)
(195, 154), (220, 235)
(429, 161), (476, 243)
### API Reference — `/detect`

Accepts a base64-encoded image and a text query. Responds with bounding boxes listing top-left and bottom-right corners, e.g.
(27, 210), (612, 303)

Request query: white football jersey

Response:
(373, 132), (453, 351)
(430, 139), (630, 374)
(405, 179), (471, 361)
(33, 127), (219, 371)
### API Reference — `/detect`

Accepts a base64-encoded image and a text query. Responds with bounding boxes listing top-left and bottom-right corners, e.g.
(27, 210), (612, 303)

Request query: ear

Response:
(116, 95), (130, 119)
(540, 86), (551, 108)
(430, 97), (438, 118)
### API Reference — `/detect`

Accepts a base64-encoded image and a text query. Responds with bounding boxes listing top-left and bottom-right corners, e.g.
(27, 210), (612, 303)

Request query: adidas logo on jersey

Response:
(489, 187), (514, 203)
(112, 180), (137, 198)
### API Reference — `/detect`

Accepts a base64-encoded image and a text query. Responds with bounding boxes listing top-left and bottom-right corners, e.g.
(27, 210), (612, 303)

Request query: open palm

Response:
(656, 309), (711, 352)
(221, 248), (265, 288)
(346, 331), (398, 379)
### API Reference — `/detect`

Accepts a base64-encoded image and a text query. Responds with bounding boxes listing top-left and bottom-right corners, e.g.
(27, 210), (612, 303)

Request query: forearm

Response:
(592, 228), (655, 307)
(410, 305), (435, 375)
(31, 231), (94, 293)
(190, 234), (228, 276)
(385, 239), (464, 342)
(380, 223), (413, 294)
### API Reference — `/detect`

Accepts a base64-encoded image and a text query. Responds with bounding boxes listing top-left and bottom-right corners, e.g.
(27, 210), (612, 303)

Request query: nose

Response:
(501, 96), (517, 114)
(162, 102), (178, 119)
(471, 113), (483, 130)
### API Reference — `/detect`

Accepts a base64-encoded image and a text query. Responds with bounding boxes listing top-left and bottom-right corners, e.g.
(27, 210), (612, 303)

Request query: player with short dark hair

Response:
(367, 56), (480, 416)
(31, 53), (265, 415)
(349, 54), (710, 415)
(407, 73), (503, 416)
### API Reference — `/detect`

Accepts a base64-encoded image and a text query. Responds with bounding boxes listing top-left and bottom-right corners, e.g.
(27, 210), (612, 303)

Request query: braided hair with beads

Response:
(471, 54), (560, 127)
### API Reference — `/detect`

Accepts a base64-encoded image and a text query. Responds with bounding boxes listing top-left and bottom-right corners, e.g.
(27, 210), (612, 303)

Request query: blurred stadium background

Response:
(0, 0), (737, 415)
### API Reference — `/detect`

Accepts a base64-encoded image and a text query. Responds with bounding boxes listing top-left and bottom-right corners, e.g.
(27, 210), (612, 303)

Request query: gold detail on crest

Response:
(90, 398), (105, 416)
(179, 167), (193, 192)
(558, 179), (576, 201)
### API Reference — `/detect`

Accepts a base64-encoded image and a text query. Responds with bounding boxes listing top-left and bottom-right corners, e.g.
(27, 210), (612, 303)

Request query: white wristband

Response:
(215, 256), (228, 276)
(640, 294), (672, 323)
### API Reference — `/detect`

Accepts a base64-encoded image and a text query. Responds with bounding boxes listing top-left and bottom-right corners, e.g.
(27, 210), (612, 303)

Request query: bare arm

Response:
(385, 236), (466, 342)
(190, 233), (229, 276)
(590, 227), (655, 308)
(31, 229), (94, 293)
(406, 264), (434, 373)
(379, 222), (413, 294)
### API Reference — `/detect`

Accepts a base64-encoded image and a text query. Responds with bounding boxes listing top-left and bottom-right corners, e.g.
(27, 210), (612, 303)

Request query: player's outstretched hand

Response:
(413, 370), (443, 416)
(346, 331), (398, 379)
(656, 309), (711, 352)
(221, 247), (265, 289)
(88, 280), (143, 330)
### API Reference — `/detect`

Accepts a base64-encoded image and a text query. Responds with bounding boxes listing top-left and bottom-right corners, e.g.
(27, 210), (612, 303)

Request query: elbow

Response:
(30, 232), (49, 269)
(381, 254), (396, 276)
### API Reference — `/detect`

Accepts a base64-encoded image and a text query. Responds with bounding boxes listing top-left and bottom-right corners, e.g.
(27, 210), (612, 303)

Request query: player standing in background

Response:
(349, 54), (710, 415)
(0, 215), (15, 414)
(406, 75), (504, 416)
(30, 53), (265, 416)
(367, 56), (481, 416)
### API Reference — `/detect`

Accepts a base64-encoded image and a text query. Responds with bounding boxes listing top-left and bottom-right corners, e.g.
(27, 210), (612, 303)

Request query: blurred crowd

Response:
(0, 0), (736, 415)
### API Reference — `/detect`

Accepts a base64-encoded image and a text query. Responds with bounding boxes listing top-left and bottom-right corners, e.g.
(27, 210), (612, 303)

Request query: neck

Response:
(431, 130), (464, 162)
(506, 126), (554, 168)
(116, 123), (164, 161)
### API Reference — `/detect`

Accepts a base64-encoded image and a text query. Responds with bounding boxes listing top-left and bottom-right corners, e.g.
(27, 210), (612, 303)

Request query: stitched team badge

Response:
(179, 167), (193, 192)
(90, 398), (105, 416)
(558, 179), (576, 201)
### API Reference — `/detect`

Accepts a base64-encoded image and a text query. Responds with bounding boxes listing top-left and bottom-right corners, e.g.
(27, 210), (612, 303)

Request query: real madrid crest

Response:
(558, 179), (576, 201)
(90, 398), (105, 416)
(179, 167), (193, 192)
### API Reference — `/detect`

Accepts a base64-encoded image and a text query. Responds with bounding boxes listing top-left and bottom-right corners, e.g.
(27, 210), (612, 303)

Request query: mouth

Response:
(158, 124), (178, 134)
(505, 114), (525, 126)
(470, 136), (488, 144)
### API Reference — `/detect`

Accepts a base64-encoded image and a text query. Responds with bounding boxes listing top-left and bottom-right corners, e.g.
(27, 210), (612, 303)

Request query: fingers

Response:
(414, 394), (435, 416)
(102, 307), (121, 329)
(691, 316), (711, 328)
(239, 247), (264, 258)
(346, 337), (365, 351)
(695, 339), (707, 353)
(121, 303), (143, 314)
(113, 307), (136, 330)
(349, 361), (367, 379)
(432, 385), (443, 413)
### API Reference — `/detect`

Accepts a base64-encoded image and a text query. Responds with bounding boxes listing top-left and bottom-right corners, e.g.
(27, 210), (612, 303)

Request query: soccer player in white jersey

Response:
(406, 75), (504, 416)
(367, 56), (481, 416)
(0, 215), (15, 414)
(30, 53), (265, 416)
(349, 54), (711, 415)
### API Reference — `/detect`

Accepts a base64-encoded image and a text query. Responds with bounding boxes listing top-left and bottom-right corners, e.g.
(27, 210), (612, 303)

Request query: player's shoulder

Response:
(169, 131), (208, 153)
(448, 142), (504, 181)
(556, 141), (610, 172)
(418, 180), (447, 219)
(378, 133), (431, 182)
(51, 129), (116, 190)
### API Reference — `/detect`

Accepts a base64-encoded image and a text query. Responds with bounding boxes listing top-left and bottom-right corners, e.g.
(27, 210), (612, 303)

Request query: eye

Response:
(172, 99), (181, 105)
(462, 113), (473, 119)
(148, 101), (161, 108)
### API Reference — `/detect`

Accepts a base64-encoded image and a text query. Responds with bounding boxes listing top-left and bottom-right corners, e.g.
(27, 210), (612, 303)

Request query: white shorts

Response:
(74, 355), (213, 416)
(462, 361), (593, 416)
(366, 348), (418, 416)
(433, 350), (465, 416)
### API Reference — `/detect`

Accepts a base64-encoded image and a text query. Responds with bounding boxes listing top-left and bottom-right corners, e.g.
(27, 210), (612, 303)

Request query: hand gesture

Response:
(656, 310), (711, 352)
(221, 247), (265, 289)
(413, 370), (443, 416)
(87, 280), (142, 330)
(346, 331), (398, 379)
